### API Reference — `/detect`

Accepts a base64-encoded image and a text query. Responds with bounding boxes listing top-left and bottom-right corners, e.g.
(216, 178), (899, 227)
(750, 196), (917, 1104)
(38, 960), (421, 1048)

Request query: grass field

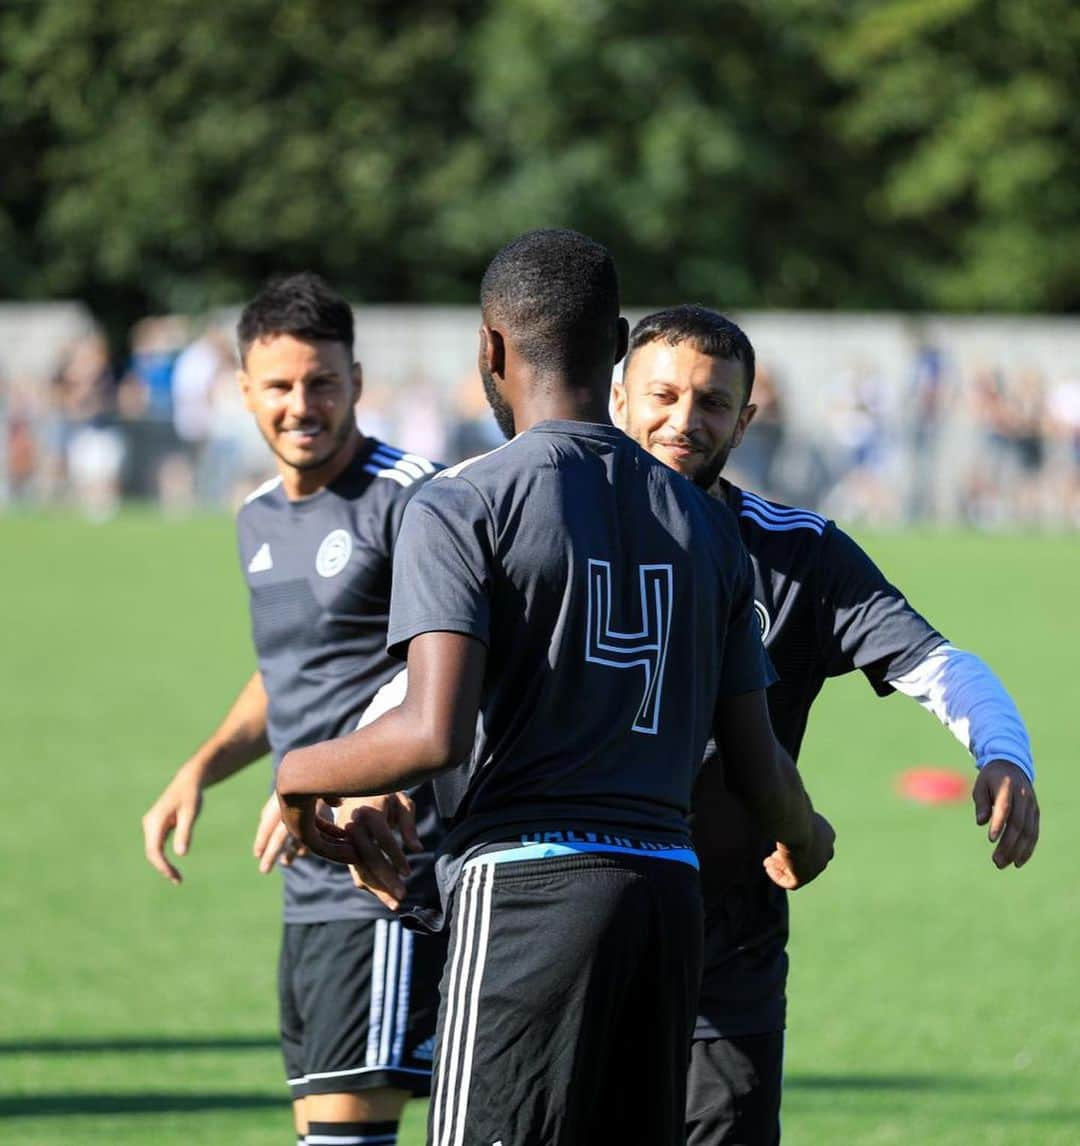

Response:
(2, 512), (1077, 1144)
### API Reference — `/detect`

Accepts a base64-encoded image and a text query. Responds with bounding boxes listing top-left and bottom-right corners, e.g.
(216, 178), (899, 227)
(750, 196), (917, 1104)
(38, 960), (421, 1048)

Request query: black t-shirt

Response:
(386, 422), (774, 897)
(693, 482), (944, 1038)
(236, 437), (444, 923)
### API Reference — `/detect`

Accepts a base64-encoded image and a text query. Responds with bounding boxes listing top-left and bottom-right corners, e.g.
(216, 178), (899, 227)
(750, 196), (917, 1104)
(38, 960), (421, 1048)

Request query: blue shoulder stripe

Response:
(741, 491), (825, 527)
(740, 505), (824, 536)
(371, 441), (405, 460)
(369, 450), (405, 470)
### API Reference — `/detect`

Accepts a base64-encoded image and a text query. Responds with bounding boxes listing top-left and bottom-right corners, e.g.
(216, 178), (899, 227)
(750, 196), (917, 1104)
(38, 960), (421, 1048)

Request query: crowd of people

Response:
(2, 311), (1079, 530)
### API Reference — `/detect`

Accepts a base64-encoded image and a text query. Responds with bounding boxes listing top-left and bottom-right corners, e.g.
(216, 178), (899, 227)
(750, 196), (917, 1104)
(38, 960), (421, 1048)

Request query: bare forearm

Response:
(713, 689), (814, 848)
(726, 742), (814, 848)
(278, 706), (451, 800)
(186, 671), (270, 788)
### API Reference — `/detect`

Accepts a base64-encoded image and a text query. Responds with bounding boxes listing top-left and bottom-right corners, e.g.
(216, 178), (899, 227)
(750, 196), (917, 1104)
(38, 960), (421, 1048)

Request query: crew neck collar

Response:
(525, 420), (624, 441)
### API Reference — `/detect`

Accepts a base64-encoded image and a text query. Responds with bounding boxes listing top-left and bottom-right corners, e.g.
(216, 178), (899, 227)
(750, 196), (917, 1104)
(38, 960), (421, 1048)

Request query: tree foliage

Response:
(1, 0), (1077, 334)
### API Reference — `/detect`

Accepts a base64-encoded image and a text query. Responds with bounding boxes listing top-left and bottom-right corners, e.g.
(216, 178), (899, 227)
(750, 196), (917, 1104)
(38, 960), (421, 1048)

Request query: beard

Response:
(480, 362), (516, 440)
(624, 411), (733, 491)
(690, 442), (732, 492)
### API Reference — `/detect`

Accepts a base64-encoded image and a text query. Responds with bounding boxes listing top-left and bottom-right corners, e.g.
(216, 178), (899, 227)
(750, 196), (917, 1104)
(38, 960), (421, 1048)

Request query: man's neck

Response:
(510, 379), (613, 434)
(279, 430), (363, 501)
(707, 474), (736, 505)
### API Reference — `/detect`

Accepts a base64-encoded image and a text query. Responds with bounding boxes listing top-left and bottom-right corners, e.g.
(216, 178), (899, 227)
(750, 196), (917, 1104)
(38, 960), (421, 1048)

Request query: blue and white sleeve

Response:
(887, 644), (1035, 782)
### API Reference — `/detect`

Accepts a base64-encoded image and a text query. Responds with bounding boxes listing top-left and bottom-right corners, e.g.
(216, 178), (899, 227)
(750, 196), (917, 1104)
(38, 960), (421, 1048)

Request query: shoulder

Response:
(361, 439), (440, 492)
(241, 474), (283, 507)
(236, 475), (284, 528)
(418, 437), (528, 515)
(731, 487), (829, 540)
(434, 436), (522, 483)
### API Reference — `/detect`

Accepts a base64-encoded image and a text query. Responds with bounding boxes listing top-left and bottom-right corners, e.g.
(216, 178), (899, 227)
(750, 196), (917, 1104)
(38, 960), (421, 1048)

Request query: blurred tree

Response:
(0, 0), (480, 338)
(0, 0), (1077, 334)
(819, 0), (1080, 310)
(447, 0), (901, 308)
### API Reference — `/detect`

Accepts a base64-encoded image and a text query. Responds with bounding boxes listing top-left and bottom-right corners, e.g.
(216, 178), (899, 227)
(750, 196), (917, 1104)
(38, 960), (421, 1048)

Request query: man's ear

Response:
(480, 324), (506, 379)
(610, 379), (628, 428)
(614, 316), (629, 366)
(732, 403), (758, 449)
(237, 369), (255, 412)
(351, 361), (364, 402)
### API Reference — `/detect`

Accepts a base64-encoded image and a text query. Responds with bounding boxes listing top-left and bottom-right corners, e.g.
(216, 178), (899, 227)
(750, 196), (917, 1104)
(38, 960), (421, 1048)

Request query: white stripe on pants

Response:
(432, 862), (496, 1146)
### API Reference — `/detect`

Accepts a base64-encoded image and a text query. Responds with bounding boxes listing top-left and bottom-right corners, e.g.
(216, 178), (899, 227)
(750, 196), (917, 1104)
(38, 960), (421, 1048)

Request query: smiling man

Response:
(613, 304), (1040, 1146)
(141, 273), (445, 1146)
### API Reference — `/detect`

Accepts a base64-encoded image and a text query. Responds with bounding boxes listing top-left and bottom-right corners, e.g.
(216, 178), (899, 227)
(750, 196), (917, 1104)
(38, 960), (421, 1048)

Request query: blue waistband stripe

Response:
(465, 841), (699, 870)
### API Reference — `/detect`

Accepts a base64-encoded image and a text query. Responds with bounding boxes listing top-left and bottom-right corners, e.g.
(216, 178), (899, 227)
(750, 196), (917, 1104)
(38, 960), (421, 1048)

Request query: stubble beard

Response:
(625, 411), (732, 491)
(481, 363), (516, 440)
(267, 409), (357, 473)
(690, 442), (731, 492)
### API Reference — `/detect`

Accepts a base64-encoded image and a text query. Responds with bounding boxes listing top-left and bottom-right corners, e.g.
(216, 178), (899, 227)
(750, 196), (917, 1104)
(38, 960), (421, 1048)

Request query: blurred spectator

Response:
(170, 326), (238, 509)
(118, 317), (188, 505)
(203, 360), (276, 509)
(1009, 369), (1048, 525)
(0, 369), (9, 504)
(726, 363), (785, 497)
(1047, 374), (1080, 526)
(822, 361), (899, 525)
(173, 327), (232, 445)
(964, 367), (1014, 525)
(905, 345), (947, 522)
(51, 333), (125, 519)
(122, 316), (187, 421)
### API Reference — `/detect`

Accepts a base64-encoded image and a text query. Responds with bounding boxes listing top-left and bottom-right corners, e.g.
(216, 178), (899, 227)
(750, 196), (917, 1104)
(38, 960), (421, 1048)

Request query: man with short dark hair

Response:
(275, 232), (835, 1145)
(142, 272), (446, 1146)
(613, 303), (1039, 1145)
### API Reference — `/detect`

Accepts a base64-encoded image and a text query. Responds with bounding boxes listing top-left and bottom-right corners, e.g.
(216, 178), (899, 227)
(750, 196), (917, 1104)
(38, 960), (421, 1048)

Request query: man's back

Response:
(274, 229), (828, 1146)
(388, 420), (771, 854)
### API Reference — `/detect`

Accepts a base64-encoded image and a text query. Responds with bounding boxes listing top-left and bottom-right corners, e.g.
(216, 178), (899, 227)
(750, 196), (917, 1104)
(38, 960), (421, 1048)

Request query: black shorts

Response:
(279, 917), (447, 1099)
(428, 851), (703, 1146)
(686, 1031), (784, 1146)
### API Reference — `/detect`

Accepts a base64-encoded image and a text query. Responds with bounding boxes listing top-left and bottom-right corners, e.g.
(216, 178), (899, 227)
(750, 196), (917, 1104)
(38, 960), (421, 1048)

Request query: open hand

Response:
(142, 770), (203, 885)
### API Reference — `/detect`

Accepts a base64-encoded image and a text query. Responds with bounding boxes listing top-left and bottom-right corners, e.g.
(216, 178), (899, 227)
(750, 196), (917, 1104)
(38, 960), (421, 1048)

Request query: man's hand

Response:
(278, 792), (359, 867)
(763, 812), (835, 891)
(973, 760), (1039, 869)
(253, 792), (308, 874)
(337, 793), (423, 911)
(142, 769), (203, 885)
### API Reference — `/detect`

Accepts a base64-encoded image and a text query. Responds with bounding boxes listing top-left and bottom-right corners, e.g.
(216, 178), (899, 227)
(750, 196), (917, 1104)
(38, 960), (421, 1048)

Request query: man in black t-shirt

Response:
(277, 232), (835, 1145)
(142, 274), (446, 1146)
(613, 304), (1040, 1145)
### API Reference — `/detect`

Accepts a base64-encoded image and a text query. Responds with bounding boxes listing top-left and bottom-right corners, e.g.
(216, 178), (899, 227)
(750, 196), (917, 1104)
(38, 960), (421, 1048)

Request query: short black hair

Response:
(237, 272), (354, 363)
(627, 305), (756, 403)
(480, 229), (620, 374)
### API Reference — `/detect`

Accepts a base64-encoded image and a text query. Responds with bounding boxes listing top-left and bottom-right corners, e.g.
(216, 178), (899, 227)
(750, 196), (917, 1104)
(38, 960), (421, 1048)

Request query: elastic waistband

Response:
(464, 840), (699, 871)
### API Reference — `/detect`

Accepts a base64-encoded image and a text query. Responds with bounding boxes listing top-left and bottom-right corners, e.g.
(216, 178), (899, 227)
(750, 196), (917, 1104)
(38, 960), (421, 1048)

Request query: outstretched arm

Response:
(276, 632), (484, 862)
(142, 670), (270, 884)
(888, 643), (1039, 868)
(711, 689), (834, 889)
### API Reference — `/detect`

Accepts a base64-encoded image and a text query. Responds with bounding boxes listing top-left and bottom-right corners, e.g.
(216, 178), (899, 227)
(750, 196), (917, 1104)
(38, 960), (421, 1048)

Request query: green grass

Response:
(2, 514), (1077, 1143)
